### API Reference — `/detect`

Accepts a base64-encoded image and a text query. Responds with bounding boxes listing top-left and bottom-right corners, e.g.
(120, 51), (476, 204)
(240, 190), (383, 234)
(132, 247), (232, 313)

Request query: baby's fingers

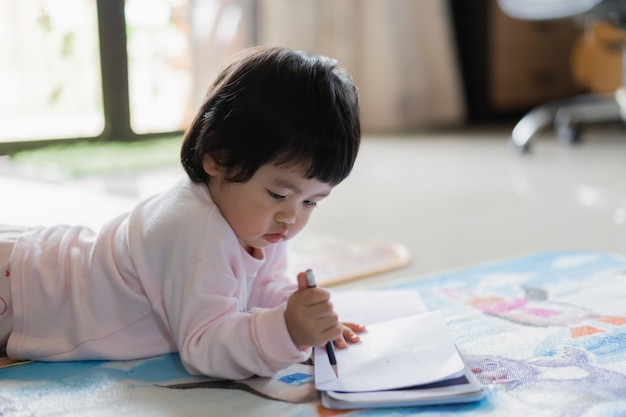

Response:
(344, 322), (366, 334)
(333, 322), (366, 349)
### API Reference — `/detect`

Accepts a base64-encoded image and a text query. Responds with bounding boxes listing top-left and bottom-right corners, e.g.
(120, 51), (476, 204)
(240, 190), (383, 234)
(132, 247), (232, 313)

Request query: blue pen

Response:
(305, 269), (339, 378)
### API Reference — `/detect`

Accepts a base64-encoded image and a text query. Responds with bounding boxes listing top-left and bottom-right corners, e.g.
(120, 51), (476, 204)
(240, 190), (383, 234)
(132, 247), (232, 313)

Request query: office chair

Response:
(498, 0), (626, 152)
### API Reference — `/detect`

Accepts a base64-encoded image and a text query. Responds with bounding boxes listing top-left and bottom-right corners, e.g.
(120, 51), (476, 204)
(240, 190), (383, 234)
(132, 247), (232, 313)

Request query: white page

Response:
(314, 310), (465, 392)
(330, 289), (428, 325)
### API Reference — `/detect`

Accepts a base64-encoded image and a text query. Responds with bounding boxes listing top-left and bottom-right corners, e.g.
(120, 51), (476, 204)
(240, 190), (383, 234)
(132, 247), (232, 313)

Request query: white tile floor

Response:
(3, 125), (626, 285)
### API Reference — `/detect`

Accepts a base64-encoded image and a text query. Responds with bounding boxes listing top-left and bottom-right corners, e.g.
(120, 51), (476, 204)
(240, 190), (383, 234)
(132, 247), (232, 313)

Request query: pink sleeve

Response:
(163, 261), (310, 380)
(176, 307), (311, 379)
(250, 303), (312, 371)
(247, 242), (298, 309)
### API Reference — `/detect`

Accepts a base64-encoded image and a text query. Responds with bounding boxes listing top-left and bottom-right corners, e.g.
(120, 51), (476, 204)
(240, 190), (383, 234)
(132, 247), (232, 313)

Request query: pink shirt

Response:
(7, 178), (310, 379)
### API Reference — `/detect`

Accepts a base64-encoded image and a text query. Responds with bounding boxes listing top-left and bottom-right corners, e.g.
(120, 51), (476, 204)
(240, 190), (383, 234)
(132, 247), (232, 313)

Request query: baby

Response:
(0, 46), (364, 380)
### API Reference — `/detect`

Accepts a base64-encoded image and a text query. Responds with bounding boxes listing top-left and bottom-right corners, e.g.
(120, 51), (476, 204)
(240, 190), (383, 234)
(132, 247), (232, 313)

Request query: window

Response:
(0, 0), (254, 151)
(0, 0), (104, 143)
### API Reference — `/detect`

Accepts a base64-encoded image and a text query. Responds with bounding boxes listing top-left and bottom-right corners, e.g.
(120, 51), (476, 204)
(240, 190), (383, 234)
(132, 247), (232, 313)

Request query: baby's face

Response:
(207, 162), (333, 255)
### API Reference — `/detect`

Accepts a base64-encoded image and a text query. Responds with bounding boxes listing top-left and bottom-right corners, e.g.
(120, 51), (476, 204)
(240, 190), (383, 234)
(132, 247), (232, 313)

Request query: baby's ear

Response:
(202, 154), (221, 177)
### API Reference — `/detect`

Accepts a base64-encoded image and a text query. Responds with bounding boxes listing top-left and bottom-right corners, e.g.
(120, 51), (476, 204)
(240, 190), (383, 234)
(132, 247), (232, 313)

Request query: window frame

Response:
(0, 0), (184, 155)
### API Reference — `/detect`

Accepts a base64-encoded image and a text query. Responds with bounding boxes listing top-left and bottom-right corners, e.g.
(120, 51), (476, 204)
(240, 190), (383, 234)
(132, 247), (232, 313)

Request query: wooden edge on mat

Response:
(287, 235), (412, 287)
(0, 354), (33, 369)
(317, 242), (411, 287)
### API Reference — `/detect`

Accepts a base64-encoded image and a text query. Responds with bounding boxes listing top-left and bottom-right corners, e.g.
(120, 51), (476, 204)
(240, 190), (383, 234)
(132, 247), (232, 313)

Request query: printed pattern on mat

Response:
(2, 251), (626, 416)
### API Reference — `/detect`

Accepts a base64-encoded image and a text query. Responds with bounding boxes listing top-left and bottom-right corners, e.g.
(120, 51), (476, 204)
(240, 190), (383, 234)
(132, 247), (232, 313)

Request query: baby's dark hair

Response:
(181, 46), (360, 185)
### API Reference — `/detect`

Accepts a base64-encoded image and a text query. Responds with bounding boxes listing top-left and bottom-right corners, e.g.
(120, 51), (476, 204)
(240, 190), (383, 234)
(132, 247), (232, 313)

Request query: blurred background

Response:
(1, 0), (626, 280)
(1, 0), (607, 147)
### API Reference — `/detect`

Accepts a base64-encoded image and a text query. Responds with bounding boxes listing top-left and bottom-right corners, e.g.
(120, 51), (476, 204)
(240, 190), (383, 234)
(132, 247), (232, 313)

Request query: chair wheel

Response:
(556, 121), (582, 144)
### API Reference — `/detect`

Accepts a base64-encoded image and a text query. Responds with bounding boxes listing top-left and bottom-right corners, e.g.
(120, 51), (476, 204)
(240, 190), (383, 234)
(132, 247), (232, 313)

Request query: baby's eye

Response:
(303, 200), (318, 208)
(267, 190), (286, 201)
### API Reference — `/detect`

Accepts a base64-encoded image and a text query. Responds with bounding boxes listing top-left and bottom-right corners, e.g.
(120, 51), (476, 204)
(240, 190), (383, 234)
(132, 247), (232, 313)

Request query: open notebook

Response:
(314, 311), (485, 409)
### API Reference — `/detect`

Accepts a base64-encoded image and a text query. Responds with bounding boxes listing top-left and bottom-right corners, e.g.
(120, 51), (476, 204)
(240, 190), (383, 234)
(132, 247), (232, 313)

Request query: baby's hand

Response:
(285, 272), (342, 350)
(333, 322), (366, 349)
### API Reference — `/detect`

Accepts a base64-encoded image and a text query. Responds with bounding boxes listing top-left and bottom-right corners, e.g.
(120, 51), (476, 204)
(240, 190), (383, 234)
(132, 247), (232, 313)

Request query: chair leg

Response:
(554, 110), (583, 144)
(510, 104), (559, 152)
(510, 93), (622, 152)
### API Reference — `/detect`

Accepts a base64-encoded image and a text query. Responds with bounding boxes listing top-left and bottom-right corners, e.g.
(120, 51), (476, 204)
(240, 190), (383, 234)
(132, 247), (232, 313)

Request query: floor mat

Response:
(3, 252), (626, 416)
